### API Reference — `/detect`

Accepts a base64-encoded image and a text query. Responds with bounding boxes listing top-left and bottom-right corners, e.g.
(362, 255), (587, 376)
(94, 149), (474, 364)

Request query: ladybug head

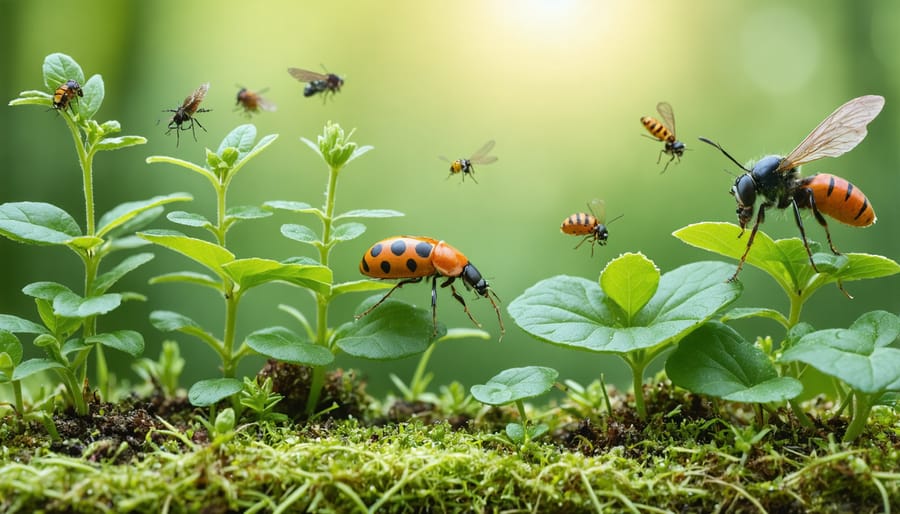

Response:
(460, 263), (489, 296)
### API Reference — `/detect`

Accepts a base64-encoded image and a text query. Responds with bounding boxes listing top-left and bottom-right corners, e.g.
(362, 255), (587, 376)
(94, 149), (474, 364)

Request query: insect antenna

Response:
(698, 137), (751, 173)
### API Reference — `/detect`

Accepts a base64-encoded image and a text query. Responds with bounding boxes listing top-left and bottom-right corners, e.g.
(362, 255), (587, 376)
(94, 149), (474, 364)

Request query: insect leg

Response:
(799, 187), (840, 255)
(355, 277), (424, 319)
(440, 277), (482, 328)
(731, 204), (768, 282)
(789, 198), (822, 273)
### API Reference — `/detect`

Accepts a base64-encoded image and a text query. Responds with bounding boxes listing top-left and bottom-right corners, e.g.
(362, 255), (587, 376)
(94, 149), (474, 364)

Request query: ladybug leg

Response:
(355, 277), (424, 319)
(789, 197), (822, 273)
(440, 277), (483, 328)
(731, 203), (769, 282)
(430, 275), (439, 335)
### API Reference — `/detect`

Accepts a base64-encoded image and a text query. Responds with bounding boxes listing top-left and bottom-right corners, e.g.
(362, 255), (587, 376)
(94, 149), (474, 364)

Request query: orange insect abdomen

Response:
(640, 116), (674, 142)
(561, 213), (599, 236)
(802, 174), (876, 227)
(359, 237), (438, 278)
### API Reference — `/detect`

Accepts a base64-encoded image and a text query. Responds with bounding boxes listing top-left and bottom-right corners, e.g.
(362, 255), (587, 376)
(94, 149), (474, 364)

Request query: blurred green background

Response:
(1, 0), (898, 397)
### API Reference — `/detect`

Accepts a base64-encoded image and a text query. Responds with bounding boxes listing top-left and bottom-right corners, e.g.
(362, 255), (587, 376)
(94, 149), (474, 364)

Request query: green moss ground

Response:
(1, 381), (898, 513)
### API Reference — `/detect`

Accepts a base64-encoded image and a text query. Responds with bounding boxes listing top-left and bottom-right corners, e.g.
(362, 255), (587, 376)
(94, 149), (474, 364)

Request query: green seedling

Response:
(141, 124), (332, 409)
(3, 53), (188, 414)
(509, 252), (741, 418)
(471, 366), (559, 444)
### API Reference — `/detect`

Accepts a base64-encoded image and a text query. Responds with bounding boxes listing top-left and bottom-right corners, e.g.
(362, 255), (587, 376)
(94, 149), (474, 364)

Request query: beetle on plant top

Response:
(357, 236), (504, 339)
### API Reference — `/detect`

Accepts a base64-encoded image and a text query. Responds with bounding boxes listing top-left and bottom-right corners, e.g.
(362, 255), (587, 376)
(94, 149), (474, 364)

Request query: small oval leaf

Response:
(188, 378), (243, 407)
(471, 366), (559, 406)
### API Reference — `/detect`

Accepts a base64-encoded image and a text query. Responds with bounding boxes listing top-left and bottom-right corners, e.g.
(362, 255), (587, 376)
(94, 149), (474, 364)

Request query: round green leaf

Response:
(226, 205), (272, 220)
(245, 327), (333, 366)
(335, 298), (445, 360)
(218, 124), (257, 155)
(166, 211), (211, 228)
(0, 314), (49, 335)
(53, 292), (122, 319)
(150, 310), (204, 332)
(667, 322), (802, 402)
(222, 258), (332, 294)
(508, 262), (741, 354)
(471, 366), (559, 406)
(139, 230), (235, 276)
(600, 252), (659, 320)
(188, 378), (243, 407)
(264, 201), (316, 214)
(0, 330), (23, 367)
(780, 311), (900, 394)
(334, 209), (404, 220)
(79, 74), (103, 119)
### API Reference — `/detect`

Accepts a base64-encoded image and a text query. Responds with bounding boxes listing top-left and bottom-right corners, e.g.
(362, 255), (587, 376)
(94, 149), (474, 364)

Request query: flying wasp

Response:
(235, 87), (276, 115)
(287, 67), (344, 99)
(439, 140), (498, 183)
(699, 95), (884, 283)
(164, 82), (211, 146)
(641, 101), (685, 173)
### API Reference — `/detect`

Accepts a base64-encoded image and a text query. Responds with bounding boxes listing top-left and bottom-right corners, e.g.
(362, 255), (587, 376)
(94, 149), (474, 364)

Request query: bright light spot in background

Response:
(493, 0), (614, 44)
(740, 6), (821, 93)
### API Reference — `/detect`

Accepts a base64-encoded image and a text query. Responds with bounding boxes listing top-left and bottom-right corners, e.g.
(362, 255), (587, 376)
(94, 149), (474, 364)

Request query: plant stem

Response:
(409, 343), (438, 400)
(843, 392), (874, 442)
(630, 357), (648, 419)
(305, 165), (341, 416)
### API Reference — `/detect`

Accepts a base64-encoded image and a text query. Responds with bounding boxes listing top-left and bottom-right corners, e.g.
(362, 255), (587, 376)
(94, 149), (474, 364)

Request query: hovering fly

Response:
(235, 87), (276, 115)
(439, 140), (498, 183)
(287, 67), (344, 99)
(164, 82), (211, 146)
(699, 95), (884, 284)
(641, 101), (685, 173)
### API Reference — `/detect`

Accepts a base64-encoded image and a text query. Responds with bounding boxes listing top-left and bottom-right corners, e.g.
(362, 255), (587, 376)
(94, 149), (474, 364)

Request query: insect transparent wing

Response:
(780, 95), (884, 170)
(469, 140), (497, 164)
(288, 67), (327, 83)
(587, 199), (607, 223)
(185, 82), (209, 106)
(656, 102), (676, 135)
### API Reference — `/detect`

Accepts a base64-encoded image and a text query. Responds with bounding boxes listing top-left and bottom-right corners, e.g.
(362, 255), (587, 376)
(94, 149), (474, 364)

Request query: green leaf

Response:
(53, 292), (122, 318)
(334, 209), (404, 220)
(42, 53), (84, 90)
(0, 330), (23, 367)
(103, 207), (165, 240)
(471, 366), (559, 405)
(721, 307), (790, 328)
(167, 211), (211, 228)
(0, 202), (81, 245)
(331, 279), (394, 297)
(150, 310), (206, 334)
(22, 281), (72, 301)
(86, 330), (144, 357)
(188, 378), (243, 407)
(0, 314), (48, 335)
(92, 253), (155, 295)
(667, 322), (802, 402)
(146, 155), (218, 186)
(281, 224), (319, 245)
(8, 90), (52, 108)
(264, 200), (317, 214)
(97, 193), (193, 238)
(780, 311), (900, 394)
(332, 222), (366, 242)
(218, 124), (257, 155)
(222, 258), (332, 294)
(600, 252), (659, 321)
(61, 338), (91, 356)
(334, 298), (445, 359)
(226, 205), (272, 221)
(80, 74), (103, 119)
(139, 230), (235, 276)
(149, 271), (221, 291)
(244, 327), (333, 366)
(508, 261), (741, 354)
(95, 135), (147, 152)
(66, 235), (104, 252)
(12, 358), (65, 381)
(673, 222), (899, 298)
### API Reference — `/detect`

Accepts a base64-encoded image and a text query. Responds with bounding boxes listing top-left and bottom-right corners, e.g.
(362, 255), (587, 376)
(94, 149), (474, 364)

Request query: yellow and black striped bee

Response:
(52, 79), (83, 112)
(164, 83), (211, 146)
(287, 67), (344, 99)
(560, 199), (624, 257)
(641, 101), (685, 173)
(439, 140), (498, 183)
(235, 87), (276, 115)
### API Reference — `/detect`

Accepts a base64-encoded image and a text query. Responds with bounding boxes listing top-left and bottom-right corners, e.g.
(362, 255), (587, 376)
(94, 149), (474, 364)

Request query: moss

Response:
(1, 381), (897, 513)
